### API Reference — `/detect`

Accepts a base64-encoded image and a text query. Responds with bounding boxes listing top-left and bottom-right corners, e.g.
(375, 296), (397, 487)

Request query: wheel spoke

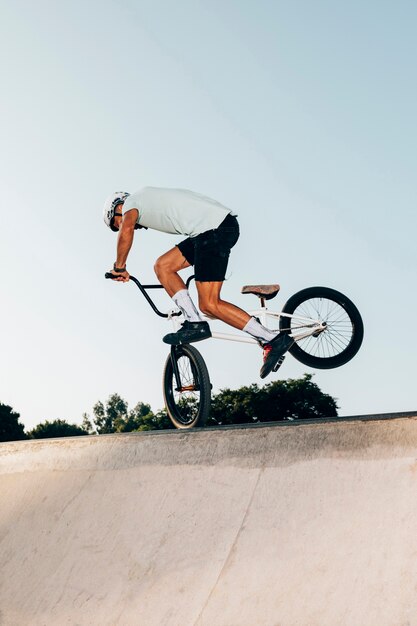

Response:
(291, 298), (354, 359)
(170, 354), (201, 425)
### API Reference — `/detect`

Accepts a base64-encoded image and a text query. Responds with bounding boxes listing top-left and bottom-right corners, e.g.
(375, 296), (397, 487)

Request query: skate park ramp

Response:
(1, 412), (417, 626)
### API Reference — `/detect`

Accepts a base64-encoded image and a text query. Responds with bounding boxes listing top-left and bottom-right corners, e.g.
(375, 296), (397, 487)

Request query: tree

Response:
(82, 394), (173, 434)
(208, 374), (338, 426)
(122, 401), (155, 431)
(256, 374), (338, 421)
(0, 403), (27, 442)
(28, 419), (88, 439)
(133, 408), (173, 431)
(82, 394), (128, 434)
(209, 384), (261, 426)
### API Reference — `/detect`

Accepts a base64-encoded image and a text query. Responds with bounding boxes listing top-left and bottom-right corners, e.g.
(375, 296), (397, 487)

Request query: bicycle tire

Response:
(279, 286), (364, 369)
(163, 344), (211, 429)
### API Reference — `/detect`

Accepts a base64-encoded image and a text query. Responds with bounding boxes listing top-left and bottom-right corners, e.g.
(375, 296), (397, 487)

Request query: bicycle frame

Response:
(113, 275), (362, 429)
(128, 275), (327, 345)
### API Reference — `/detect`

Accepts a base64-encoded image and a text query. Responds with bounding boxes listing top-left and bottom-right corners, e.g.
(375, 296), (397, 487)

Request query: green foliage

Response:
(0, 403), (27, 442)
(28, 419), (88, 439)
(82, 394), (173, 434)
(85, 394), (129, 434)
(208, 374), (338, 426)
(134, 409), (173, 431)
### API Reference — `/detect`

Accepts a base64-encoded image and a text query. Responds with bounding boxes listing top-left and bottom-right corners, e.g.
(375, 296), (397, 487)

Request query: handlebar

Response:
(105, 272), (188, 318)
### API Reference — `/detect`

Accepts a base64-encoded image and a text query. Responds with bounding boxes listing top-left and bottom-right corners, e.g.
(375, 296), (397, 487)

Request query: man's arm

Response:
(110, 209), (139, 282)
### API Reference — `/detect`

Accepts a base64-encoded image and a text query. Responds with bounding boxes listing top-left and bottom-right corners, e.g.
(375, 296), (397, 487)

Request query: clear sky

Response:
(1, 0), (416, 430)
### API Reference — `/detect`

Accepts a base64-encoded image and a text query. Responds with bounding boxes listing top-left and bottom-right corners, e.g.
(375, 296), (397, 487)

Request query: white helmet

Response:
(103, 192), (130, 231)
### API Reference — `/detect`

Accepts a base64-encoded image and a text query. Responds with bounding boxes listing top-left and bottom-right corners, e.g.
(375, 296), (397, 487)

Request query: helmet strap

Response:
(110, 211), (123, 232)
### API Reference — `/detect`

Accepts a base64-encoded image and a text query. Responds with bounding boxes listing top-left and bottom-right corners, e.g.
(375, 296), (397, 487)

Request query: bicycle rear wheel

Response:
(163, 344), (211, 429)
(279, 286), (364, 369)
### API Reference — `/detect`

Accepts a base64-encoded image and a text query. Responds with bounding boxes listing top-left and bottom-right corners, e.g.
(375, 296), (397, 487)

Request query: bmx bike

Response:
(105, 273), (364, 429)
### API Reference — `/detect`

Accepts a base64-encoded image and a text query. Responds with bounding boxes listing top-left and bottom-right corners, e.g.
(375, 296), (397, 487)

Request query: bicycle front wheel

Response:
(279, 286), (364, 369)
(163, 344), (211, 429)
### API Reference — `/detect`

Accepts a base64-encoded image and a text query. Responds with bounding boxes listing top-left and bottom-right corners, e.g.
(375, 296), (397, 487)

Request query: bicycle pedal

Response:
(272, 355), (285, 372)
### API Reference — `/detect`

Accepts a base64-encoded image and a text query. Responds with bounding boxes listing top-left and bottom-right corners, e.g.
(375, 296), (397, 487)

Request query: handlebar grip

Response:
(105, 272), (118, 279)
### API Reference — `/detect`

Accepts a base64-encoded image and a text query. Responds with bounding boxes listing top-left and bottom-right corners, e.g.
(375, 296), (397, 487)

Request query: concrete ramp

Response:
(1, 413), (417, 626)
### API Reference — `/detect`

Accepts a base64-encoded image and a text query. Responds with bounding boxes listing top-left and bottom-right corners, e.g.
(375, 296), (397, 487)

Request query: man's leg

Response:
(196, 281), (250, 329)
(197, 281), (278, 342)
(155, 256), (282, 345)
(155, 246), (207, 327)
(154, 246), (191, 297)
(197, 280), (293, 378)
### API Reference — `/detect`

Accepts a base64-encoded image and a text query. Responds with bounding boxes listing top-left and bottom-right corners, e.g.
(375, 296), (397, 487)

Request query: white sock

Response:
(172, 289), (203, 322)
(243, 317), (277, 345)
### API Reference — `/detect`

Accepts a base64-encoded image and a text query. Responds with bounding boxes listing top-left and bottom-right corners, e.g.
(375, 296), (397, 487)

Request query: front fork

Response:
(170, 345), (200, 392)
(170, 346), (183, 391)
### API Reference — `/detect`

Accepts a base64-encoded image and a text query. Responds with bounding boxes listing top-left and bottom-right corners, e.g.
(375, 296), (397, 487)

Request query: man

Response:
(103, 187), (293, 378)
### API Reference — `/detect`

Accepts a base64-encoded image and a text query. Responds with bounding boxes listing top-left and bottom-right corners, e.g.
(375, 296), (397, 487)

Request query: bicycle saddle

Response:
(241, 284), (280, 300)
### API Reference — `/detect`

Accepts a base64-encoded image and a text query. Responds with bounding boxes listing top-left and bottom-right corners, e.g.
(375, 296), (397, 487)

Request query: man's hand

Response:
(108, 268), (130, 282)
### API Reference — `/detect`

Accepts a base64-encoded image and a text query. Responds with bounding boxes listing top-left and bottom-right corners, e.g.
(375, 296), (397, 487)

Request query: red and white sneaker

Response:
(260, 333), (294, 379)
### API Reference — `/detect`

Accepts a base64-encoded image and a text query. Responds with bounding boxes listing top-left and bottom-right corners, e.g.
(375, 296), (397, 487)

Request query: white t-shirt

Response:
(122, 187), (236, 237)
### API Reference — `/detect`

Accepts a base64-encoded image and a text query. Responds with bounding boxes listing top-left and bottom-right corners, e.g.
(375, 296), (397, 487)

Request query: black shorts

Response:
(176, 214), (240, 282)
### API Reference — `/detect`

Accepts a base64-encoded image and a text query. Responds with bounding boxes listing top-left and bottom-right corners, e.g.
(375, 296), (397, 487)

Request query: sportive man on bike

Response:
(103, 187), (293, 378)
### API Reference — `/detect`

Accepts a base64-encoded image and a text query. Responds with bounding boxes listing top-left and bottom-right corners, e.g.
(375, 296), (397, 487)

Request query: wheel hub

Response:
(312, 321), (327, 338)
